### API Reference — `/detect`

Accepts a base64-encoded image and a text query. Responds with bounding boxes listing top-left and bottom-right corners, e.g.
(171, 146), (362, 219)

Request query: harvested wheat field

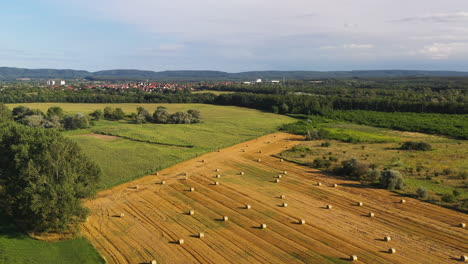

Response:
(82, 133), (467, 264)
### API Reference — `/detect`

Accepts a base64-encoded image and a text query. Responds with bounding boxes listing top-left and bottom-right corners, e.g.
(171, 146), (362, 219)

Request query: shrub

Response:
(380, 170), (404, 190)
(416, 186), (428, 199)
(441, 193), (456, 203)
(362, 169), (381, 184)
(339, 158), (369, 180)
(453, 189), (461, 197)
(400, 141), (432, 151)
(321, 141), (331, 147)
(312, 158), (331, 168)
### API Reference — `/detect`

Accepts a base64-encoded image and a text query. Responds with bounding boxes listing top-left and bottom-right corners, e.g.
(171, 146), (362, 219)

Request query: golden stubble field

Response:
(82, 133), (467, 264)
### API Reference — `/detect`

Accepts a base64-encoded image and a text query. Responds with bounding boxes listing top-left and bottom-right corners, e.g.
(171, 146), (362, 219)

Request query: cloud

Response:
(419, 42), (468, 59)
(394, 12), (468, 23)
(320, 44), (374, 50)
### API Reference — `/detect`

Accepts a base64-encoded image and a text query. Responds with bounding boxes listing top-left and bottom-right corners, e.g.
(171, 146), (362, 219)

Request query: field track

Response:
(82, 133), (467, 264)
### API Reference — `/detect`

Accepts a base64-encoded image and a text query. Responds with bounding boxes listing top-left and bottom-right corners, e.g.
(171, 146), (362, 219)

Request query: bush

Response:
(400, 141), (432, 151)
(380, 170), (405, 190)
(339, 158), (369, 180)
(416, 186), (428, 198)
(321, 141), (331, 147)
(312, 158), (331, 168)
(441, 193), (456, 203)
(361, 169), (381, 184)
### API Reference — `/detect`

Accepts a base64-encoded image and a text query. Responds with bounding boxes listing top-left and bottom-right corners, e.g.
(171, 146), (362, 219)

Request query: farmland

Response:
(6, 103), (294, 188)
(83, 133), (467, 264)
(279, 122), (468, 210)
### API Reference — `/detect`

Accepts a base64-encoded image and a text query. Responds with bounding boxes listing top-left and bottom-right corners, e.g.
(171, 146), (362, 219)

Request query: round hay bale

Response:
(245, 204), (251, 209)
(368, 212), (375, 217)
(357, 202), (363, 206)
(260, 224), (267, 229)
(202, 159), (206, 162)
(316, 182), (322, 186)
(388, 248), (396, 254)
(277, 175), (282, 178)
(275, 179), (280, 183)
(384, 236), (391, 242)
(242, 149), (246, 152)
(215, 168), (220, 172)
(282, 203), (288, 207)
(223, 216), (229, 221)
(189, 210), (195, 215)
(299, 219), (306, 225)
(190, 187), (195, 192)
(280, 159), (284, 162)
(120, 213), (125, 218)
(258, 150), (262, 153)
(460, 255), (467, 262)
(178, 239), (184, 245)
(216, 174), (221, 178)
(280, 195), (285, 199)
(350, 255), (358, 261)
(183, 177), (188, 180)
(214, 181), (220, 185)
(400, 199), (406, 204)
(460, 223), (466, 228)
(326, 205), (332, 209)
(240, 172), (245, 175)
(333, 184), (338, 187)
(257, 159), (262, 162)
(198, 232), (205, 238)
(184, 172), (188, 176)
(283, 171), (288, 174)
(161, 181), (165, 185)
(135, 185), (139, 190)
(155, 172), (159, 176)
(150, 260), (157, 264)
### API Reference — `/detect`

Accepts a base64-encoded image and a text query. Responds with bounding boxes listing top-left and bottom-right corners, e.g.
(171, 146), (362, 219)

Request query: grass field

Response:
(278, 123), (468, 209)
(0, 212), (104, 264)
(83, 133), (467, 264)
(7, 103), (295, 189)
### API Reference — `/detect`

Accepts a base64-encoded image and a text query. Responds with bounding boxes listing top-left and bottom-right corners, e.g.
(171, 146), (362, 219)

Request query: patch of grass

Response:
(0, 212), (104, 264)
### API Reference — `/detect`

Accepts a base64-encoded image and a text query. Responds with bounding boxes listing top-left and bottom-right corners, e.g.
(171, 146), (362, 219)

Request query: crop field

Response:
(279, 123), (468, 205)
(6, 103), (294, 188)
(82, 133), (467, 264)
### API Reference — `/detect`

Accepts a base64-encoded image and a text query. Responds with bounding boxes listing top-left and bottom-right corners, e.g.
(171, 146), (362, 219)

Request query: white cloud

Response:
(320, 44), (374, 50)
(394, 12), (468, 23)
(419, 42), (468, 59)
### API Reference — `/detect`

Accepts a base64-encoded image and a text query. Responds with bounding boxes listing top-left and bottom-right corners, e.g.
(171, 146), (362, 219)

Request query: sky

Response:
(1, 0), (468, 72)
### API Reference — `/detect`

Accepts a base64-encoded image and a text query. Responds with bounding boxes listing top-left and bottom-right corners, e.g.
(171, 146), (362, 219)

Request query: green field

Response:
(6, 103), (295, 189)
(279, 122), (468, 210)
(0, 212), (104, 264)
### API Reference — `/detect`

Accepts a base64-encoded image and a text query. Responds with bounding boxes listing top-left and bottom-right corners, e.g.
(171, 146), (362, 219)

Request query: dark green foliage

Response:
(47, 106), (64, 119)
(90, 109), (103, 120)
(0, 122), (100, 232)
(338, 158), (370, 180)
(135, 107), (152, 124)
(0, 103), (12, 122)
(152, 107), (201, 124)
(63, 113), (90, 130)
(312, 158), (332, 168)
(441, 193), (457, 203)
(112, 108), (125, 120)
(400, 141), (432, 151)
(380, 170), (405, 190)
(321, 142), (331, 147)
(416, 186), (428, 198)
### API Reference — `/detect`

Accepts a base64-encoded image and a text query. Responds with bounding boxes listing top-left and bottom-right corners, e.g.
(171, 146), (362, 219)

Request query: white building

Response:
(60, 80), (66, 86)
(46, 80), (56, 86)
(271, 80), (280, 83)
(256, 79), (262, 83)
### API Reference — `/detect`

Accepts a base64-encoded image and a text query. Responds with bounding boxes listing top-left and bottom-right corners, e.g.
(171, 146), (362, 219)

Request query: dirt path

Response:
(82, 133), (467, 264)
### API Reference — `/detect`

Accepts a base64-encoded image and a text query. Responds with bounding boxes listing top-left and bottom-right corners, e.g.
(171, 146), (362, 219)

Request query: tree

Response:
(0, 122), (100, 232)
(103, 107), (113, 119)
(339, 158), (369, 180)
(400, 141), (432, 151)
(19, 115), (47, 128)
(63, 113), (90, 130)
(153, 107), (170, 124)
(112, 108), (125, 120)
(416, 186), (428, 198)
(187, 109), (201, 123)
(47, 106), (64, 119)
(380, 170), (405, 190)
(90, 109), (103, 120)
(135, 107), (152, 123)
(0, 103), (12, 122)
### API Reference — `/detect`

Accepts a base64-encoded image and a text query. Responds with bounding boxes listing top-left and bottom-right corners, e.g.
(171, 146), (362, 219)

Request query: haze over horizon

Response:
(2, 0), (468, 72)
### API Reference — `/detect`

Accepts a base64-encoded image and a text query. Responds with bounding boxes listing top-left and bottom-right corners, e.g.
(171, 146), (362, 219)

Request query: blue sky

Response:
(1, 0), (468, 72)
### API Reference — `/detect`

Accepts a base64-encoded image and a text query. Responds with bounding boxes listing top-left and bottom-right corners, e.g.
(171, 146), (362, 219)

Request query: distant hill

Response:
(2, 67), (468, 81)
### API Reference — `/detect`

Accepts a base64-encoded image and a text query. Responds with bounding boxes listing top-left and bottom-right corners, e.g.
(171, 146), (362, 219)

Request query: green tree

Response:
(0, 122), (100, 232)
(380, 170), (405, 190)
(90, 109), (103, 120)
(46, 106), (64, 119)
(112, 108), (125, 120)
(0, 103), (12, 122)
(416, 186), (428, 198)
